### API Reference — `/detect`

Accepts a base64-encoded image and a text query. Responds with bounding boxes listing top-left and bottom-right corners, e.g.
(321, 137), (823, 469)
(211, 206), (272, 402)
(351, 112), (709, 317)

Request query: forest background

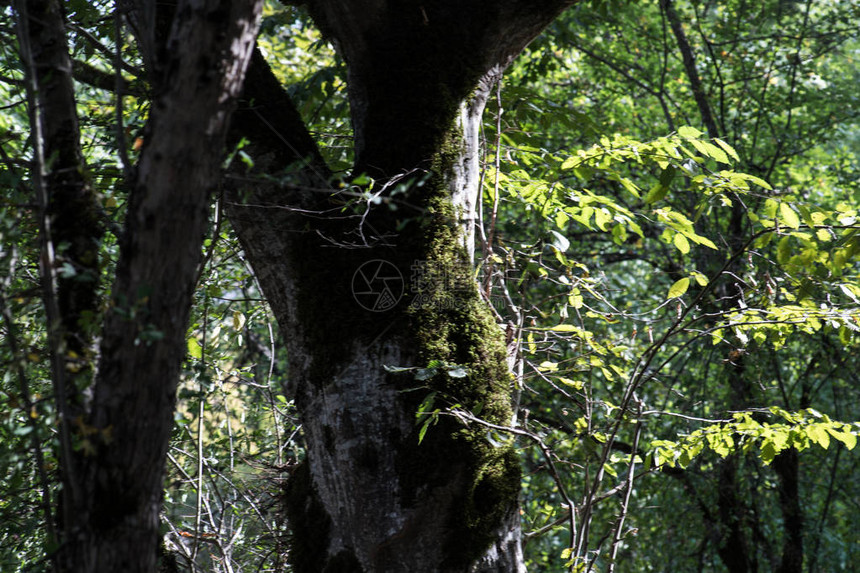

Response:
(1, 0), (859, 571)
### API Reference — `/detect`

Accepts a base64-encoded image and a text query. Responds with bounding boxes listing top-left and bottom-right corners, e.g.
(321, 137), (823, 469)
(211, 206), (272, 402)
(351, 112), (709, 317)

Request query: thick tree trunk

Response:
(15, 1), (263, 571)
(227, 2), (571, 570)
(227, 80), (525, 571)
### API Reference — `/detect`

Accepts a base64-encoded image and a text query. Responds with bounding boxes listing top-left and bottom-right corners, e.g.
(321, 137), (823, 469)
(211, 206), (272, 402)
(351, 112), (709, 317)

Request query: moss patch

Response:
(393, 126), (522, 568)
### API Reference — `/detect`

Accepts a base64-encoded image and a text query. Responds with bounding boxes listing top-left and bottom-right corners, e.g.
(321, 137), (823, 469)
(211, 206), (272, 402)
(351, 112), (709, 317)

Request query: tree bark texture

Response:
(14, 0), (105, 548)
(226, 1), (572, 570)
(15, 1), (264, 571)
(14, 0), (104, 362)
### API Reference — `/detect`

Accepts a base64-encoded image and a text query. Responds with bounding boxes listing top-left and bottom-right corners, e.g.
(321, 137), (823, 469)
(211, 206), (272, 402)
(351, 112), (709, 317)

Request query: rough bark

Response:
(226, 2), (573, 570)
(15, 0), (104, 359)
(14, 0), (105, 554)
(14, 1), (264, 571)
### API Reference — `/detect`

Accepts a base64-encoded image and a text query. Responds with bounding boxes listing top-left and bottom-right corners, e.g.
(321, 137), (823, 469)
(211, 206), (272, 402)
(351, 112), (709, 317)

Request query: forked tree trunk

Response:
(228, 63), (524, 573)
(227, 2), (572, 570)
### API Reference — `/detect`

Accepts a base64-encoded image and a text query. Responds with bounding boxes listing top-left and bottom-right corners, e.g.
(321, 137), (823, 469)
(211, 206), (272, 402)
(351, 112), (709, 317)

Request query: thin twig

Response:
(0, 249), (58, 551)
(114, 11), (133, 179)
(608, 399), (643, 572)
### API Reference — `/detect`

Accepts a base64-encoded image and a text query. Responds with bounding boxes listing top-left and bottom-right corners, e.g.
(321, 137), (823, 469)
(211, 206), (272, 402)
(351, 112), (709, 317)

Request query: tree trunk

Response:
(772, 449), (803, 573)
(226, 2), (572, 569)
(13, 1), (104, 561)
(17, 1), (264, 571)
(227, 66), (526, 573)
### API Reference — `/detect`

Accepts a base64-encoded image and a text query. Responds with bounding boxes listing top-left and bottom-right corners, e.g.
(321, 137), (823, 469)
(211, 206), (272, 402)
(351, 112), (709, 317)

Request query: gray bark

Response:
(450, 70), (501, 261)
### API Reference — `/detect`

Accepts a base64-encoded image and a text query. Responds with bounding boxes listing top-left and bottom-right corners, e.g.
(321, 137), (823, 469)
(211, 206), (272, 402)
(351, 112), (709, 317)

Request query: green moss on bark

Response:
(394, 126), (522, 568)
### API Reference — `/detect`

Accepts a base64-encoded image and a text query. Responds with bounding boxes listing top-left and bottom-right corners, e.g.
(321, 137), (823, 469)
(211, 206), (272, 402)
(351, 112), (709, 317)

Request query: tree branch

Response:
(661, 0), (720, 139)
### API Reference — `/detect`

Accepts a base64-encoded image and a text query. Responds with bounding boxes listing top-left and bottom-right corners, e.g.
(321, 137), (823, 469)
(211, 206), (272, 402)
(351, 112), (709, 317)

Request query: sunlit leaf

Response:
(779, 203), (801, 229)
(667, 277), (690, 299)
(674, 233), (690, 254)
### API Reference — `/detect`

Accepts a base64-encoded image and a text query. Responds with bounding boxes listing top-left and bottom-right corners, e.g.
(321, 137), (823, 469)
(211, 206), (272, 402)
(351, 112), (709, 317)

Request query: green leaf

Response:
(673, 233), (690, 254)
(416, 392), (437, 415)
(678, 125), (702, 138)
(659, 165), (676, 187)
(187, 338), (202, 360)
(418, 419), (433, 444)
(644, 183), (669, 204)
(777, 236), (792, 264)
(667, 277), (690, 299)
(760, 440), (777, 465)
(779, 203), (801, 230)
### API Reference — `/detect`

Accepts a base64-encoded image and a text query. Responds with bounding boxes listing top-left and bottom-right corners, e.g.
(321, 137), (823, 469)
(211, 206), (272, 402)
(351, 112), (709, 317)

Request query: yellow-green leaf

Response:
(668, 277), (690, 299)
(691, 271), (708, 286)
(187, 338), (202, 360)
(560, 156), (578, 170)
(714, 138), (740, 162)
(779, 203), (801, 229)
(232, 310), (246, 331)
(674, 233), (690, 254)
(594, 207), (611, 231)
(539, 361), (559, 372)
(568, 288), (584, 309)
(678, 125), (702, 138)
(559, 377), (584, 390)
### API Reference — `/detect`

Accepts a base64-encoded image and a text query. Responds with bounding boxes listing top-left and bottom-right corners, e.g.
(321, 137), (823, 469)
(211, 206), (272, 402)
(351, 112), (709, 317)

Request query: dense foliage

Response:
(1, 0), (858, 571)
